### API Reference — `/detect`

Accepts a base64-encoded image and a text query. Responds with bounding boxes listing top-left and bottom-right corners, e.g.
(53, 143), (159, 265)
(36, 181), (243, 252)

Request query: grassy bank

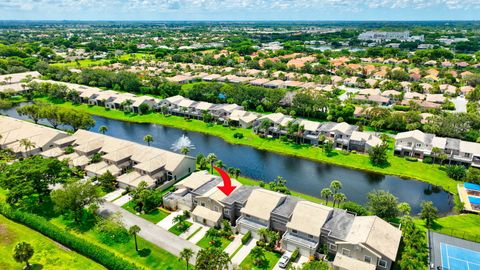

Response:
(0, 214), (105, 270)
(47, 101), (458, 194)
(415, 214), (480, 243)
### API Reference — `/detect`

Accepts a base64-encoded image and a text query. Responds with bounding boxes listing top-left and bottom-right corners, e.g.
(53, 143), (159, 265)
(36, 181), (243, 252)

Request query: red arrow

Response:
(214, 166), (237, 196)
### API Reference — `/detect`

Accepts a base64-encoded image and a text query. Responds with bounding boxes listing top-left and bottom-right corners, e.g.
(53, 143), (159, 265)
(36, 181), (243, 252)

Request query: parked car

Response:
(278, 254), (290, 268)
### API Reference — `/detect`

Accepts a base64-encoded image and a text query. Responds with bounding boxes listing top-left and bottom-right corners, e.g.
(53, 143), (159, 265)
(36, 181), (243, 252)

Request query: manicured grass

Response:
(44, 101), (457, 194)
(196, 236), (232, 250)
(240, 249), (282, 270)
(49, 216), (189, 270)
(121, 201), (170, 224)
(50, 53), (153, 68)
(168, 221), (193, 236)
(0, 215), (105, 270)
(415, 214), (480, 243)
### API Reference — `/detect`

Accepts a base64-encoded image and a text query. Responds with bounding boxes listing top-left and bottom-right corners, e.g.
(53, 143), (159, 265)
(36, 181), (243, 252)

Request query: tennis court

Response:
(440, 243), (480, 270)
(429, 231), (480, 270)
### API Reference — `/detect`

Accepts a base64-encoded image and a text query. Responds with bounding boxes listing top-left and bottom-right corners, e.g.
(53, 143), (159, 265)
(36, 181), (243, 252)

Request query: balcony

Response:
(282, 232), (318, 250)
(236, 216), (267, 232)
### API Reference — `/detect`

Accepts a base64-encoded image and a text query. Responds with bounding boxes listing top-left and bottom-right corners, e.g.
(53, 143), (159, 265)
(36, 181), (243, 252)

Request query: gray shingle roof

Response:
(322, 209), (355, 241)
(220, 185), (258, 205)
(272, 195), (302, 218)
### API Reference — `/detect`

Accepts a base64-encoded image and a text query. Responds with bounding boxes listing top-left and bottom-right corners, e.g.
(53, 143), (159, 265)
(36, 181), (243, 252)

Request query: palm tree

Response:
(321, 188), (333, 206)
(180, 147), (190, 155)
(99, 125), (108, 134)
(129, 225), (141, 252)
(250, 246), (266, 267)
(19, 138), (36, 157)
(259, 119), (272, 136)
(228, 167), (241, 179)
(179, 248), (194, 270)
(206, 153), (217, 174)
(143, 134), (153, 146)
(173, 214), (187, 230)
(431, 147), (443, 164)
(332, 193), (347, 208)
(258, 228), (269, 242)
(13, 242), (34, 269)
(330, 180), (342, 194)
(215, 160), (225, 170)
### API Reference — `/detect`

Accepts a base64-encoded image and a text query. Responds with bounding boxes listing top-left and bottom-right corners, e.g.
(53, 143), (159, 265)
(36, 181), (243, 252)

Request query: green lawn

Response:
(196, 236), (232, 250)
(0, 215), (105, 270)
(240, 249), (282, 270)
(122, 201), (170, 224)
(43, 101), (457, 194)
(415, 214), (480, 243)
(50, 53), (153, 68)
(48, 216), (189, 270)
(168, 221), (193, 236)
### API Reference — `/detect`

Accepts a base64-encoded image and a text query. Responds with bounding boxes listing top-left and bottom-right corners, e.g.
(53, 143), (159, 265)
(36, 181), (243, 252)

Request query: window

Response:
(378, 260), (387, 268)
(201, 203), (205, 207)
(329, 244), (337, 251)
(308, 234), (313, 239)
(364, 256), (372, 263)
(292, 229), (298, 234)
(465, 153), (471, 158)
(214, 206), (218, 211)
(416, 143), (421, 147)
(342, 248), (350, 256)
(224, 209), (230, 215)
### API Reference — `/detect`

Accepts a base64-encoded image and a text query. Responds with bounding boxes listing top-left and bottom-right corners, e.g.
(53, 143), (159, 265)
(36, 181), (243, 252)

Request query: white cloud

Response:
(0, 0), (479, 14)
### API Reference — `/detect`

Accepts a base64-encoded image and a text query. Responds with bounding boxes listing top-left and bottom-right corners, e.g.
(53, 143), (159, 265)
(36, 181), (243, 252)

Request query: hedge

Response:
(0, 203), (140, 270)
(241, 230), (252, 244)
(291, 248), (300, 262)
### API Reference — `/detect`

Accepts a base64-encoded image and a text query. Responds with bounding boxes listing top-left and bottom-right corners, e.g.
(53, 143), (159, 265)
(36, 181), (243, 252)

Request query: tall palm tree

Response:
(19, 138), (36, 157)
(143, 134), (153, 146)
(215, 160), (225, 170)
(321, 188), (333, 206)
(332, 193), (347, 208)
(206, 153), (217, 174)
(258, 228), (269, 242)
(330, 180), (342, 194)
(179, 248), (194, 270)
(129, 225), (141, 252)
(99, 125), (108, 134)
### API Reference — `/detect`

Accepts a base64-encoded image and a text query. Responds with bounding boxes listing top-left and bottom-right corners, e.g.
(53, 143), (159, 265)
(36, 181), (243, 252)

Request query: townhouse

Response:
(0, 116), (69, 157)
(163, 169), (401, 270)
(394, 130), (480, 167)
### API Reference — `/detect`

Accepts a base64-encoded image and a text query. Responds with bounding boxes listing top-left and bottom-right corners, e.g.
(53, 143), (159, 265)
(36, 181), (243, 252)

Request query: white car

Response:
(278, 254), (290, 269)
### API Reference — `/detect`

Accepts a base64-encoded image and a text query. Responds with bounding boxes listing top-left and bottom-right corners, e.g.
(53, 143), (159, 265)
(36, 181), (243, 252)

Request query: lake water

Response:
(1, 105), (454, 214)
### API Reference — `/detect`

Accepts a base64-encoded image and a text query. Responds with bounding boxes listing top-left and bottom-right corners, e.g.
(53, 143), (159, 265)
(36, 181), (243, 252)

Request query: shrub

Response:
(351, 150), (357, 154)
(341, 201), (369, 216)
(422, 156), (433, 164)
(233, 132), (244, 139)
(446, 165), (467, 181)
(405, 157), (418, 162)
(241, 231), (252, 244)
(341, 150), (350, 155)
(0, 203), (138, 270)
(94, 216), (130, 245)
(291, 248), (300, 262)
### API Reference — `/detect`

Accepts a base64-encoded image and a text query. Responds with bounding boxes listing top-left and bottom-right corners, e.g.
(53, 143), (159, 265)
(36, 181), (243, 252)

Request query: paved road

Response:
(98, 202), (200, 262)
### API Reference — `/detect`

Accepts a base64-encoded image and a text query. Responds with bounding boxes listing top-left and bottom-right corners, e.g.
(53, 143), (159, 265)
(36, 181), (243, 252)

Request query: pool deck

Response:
(457, 184), (480, 214)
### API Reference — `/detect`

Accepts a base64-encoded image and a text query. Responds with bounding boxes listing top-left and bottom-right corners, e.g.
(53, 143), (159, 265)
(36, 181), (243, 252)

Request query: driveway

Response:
(111, 194), (132, 206)
(156, 211), (184, 230)
(224, 234), (243, 256)
(180, 222), (208, 243)
(102, 188), (125, 202)
(98, 202), (200, 261)
(230, 238), (257, 266)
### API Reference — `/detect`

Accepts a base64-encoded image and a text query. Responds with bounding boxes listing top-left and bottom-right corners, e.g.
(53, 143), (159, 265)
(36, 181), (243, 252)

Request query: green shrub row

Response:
(405, 157), (418, 162)
(0, 203), (140, 270)
(291, 248), (300, 262)
(241, 230), (252, 244)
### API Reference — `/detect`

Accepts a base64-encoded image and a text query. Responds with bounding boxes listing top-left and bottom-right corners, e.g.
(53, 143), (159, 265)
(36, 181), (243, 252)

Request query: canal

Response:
(1, 105), (453, 214)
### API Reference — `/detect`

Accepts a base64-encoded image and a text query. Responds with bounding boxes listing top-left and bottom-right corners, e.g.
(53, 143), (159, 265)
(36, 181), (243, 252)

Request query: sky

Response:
(0, 0), (480, 21)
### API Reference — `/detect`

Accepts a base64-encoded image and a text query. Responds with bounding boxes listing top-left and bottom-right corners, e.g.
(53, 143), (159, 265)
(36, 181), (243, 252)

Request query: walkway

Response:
(156, 211), (184, 230)
(98, 202), (200, 261)
(230, 238), (257, 266)
(181, 223), (209, 244)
